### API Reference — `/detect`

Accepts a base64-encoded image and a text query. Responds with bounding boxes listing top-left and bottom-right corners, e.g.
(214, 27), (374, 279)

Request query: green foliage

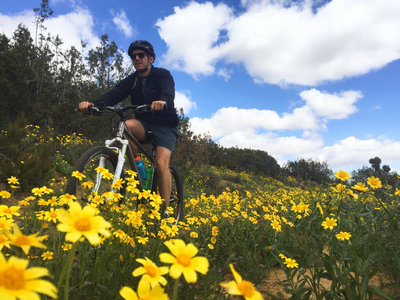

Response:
(283, 158), (333, 185)
(0, 119), (57, 190)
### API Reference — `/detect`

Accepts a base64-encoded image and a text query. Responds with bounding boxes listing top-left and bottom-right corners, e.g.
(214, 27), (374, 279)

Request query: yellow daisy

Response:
(120, 281), (168, 300)
(159, 239), (209, 283)
(132, 257), (169, 287)
(7, 225), (48, 255)
(0, 253), (57, 298)
(57, 201), (111, 245)
(220, 264), (263, 300)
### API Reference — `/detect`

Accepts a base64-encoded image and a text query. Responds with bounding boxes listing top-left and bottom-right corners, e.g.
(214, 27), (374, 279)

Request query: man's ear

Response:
(149, 56), (155, 64)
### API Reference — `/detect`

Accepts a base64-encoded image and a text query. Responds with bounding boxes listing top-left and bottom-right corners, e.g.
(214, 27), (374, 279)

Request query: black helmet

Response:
(128, 40), (156, 60)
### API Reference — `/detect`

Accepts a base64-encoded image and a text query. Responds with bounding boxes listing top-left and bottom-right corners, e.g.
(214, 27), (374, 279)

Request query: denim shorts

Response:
(138, 119), (180, 152)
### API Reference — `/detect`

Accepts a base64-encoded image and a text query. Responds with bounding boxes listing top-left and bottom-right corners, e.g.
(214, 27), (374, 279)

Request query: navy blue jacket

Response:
(93, 67), (179, 127)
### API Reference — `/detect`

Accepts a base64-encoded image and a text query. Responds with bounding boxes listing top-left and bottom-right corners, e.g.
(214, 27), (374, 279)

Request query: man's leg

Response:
(155, 146), (172, 206)
(125, 119), (146, 155)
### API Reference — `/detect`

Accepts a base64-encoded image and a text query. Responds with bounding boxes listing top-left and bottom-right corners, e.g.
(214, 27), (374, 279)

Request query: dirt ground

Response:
(259, 267), (398, 299)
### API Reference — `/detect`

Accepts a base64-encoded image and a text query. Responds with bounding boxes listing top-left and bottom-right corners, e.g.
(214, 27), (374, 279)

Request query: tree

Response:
(283, 158), (333, 184)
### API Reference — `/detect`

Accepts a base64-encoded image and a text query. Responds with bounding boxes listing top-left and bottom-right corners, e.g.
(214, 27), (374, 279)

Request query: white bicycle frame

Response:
(93, 121), (137, 193)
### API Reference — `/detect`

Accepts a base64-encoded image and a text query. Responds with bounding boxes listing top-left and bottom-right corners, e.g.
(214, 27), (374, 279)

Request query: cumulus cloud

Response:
(0, 7), (100, 52)
(186, 87), (397, 170)
(156, 1), (233, 77)
(190, 88), (360, 137)
(305, 136), (400, 171)
(156, 0), (400, 85)
(175, 91), (197, 115)
(111, 10), (134, 38)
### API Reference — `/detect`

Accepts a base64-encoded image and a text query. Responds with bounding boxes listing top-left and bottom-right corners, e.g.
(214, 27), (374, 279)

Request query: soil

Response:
(259, 268), (399, 299)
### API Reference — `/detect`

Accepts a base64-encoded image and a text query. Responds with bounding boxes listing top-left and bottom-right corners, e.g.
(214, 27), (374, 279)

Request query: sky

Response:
(1, 0), (400, 173)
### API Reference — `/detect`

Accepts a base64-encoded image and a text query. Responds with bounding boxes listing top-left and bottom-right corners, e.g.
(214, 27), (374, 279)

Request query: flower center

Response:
(0, 266), (25, 290)
(237, 280), (256, 297)
(176, 253), (191, 267)
(74, 218), (91, 232)
(145, 265), (158, 277)
(14, 235), (30, 246)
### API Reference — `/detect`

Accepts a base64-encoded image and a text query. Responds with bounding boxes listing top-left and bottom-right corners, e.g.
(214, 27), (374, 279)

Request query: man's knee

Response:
(125, 119), (145, 140)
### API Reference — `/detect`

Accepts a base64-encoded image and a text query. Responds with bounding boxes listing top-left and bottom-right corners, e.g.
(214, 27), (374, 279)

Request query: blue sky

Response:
(1, 0), (399, 173)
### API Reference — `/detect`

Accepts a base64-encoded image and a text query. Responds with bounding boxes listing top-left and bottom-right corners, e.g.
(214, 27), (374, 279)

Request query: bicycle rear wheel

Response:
(65, 146), (124, 203)
(151, 166), (184, 223)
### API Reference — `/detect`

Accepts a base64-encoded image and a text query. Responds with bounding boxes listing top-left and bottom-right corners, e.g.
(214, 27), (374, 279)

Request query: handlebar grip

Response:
(88, 106), (101, 116)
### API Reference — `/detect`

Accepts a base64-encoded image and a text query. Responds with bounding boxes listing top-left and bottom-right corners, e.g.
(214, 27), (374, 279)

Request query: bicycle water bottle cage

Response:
(145, 130), (153, 143)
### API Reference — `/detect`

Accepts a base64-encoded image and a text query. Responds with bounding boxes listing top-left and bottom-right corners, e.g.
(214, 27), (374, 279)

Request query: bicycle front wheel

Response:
(152, 166), (184, 223)
(65, 146), (123, 203)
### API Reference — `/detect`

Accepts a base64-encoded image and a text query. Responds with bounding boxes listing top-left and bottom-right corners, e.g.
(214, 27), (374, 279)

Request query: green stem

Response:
(57, 242), (77, 300)
(172, 277), (180, 300)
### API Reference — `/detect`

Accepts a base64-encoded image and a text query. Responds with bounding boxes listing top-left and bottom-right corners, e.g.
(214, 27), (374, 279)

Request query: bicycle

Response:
(65, 104), (184, 222)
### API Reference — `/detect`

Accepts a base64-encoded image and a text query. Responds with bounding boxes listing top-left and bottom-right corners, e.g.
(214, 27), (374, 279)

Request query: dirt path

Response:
(259, 268), (397, 299)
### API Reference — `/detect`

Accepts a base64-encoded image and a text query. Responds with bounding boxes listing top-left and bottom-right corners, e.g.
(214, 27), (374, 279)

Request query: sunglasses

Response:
(131, 52), (146, 59)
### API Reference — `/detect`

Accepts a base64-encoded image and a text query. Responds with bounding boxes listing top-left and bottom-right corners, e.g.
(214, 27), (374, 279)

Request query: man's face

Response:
(132, 50), (154, 72)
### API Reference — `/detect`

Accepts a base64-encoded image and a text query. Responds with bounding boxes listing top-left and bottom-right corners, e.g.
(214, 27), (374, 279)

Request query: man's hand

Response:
(151, 100), (167, 111)
(78, 101), (94, 112)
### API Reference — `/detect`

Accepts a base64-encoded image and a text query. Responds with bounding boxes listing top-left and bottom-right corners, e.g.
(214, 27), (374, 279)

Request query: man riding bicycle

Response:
(78, 40), (180, 212)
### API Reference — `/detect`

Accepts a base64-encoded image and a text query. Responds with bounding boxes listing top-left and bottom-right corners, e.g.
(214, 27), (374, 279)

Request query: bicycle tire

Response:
(65, 146), (124, 203)
(151, 166), (184, 223)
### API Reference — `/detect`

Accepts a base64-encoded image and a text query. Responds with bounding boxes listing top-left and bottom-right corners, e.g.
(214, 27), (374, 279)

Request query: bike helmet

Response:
(128, 40), (156, 60)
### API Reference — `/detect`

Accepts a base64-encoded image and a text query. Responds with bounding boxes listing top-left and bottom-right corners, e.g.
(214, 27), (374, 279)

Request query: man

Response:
(78, 40), (179, 211)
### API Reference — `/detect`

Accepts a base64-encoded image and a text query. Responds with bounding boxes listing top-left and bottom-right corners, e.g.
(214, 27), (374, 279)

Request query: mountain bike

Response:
(65, 104), (184, 222)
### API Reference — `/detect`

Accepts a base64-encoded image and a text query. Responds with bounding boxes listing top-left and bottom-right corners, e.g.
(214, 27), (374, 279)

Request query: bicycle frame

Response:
(97, 113), (156, 191)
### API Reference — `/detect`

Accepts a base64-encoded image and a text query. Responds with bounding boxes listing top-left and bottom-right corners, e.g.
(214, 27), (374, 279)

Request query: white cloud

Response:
(305, 136), (400, 171)
(299, 89), (361, 120)
(190, 88), (359, 138)
(187, 87), (390, 170)
(0, 7), (100, 52)
(156, 0), (400, 85)
(175, 91), (197, 115)
(111, 10), (134, 38)
(156, 1), (233, 77)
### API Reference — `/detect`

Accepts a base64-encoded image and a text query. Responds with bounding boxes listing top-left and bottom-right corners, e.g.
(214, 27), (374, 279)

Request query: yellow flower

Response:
(41, 251), (54, 260)
(352, 182), (368, 192)
(137, 236), (149, 245)
(7, 176), (19, 185)
(0, 205), (20, 218)
(0, 191), (11, 199)
(32, 187), (44, 197)
(212, 226), (219, 236)
(283, 258), (299, 269)
(0, 253), (57, 298)
(62, 243), (73, 251)
(334, 170), (351, 181)
(120, 281), (168, 300)
(190, 232), (198, 238)
(71, 171), (86, 181)
(7, 225), (48, 255)
(44, 208), (60, 223)
(81, 180), (94, 189)
(0, 234), (11, 250)
(57, 201), (111, 245)
(0, 217), (14, 231)
(336, 231), (352, 241)
(367, 176), (382, 189)
(321, 217), (338, 230)
(132, 257), (169, 287)
(220, 264), (263, 300)
(159, 239), (209, 283)
(207, 244), (214, 250)
(271, 219), (281, 232)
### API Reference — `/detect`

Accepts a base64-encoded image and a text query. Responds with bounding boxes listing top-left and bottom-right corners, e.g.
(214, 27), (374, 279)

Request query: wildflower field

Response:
(1, 126), (400, 299)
